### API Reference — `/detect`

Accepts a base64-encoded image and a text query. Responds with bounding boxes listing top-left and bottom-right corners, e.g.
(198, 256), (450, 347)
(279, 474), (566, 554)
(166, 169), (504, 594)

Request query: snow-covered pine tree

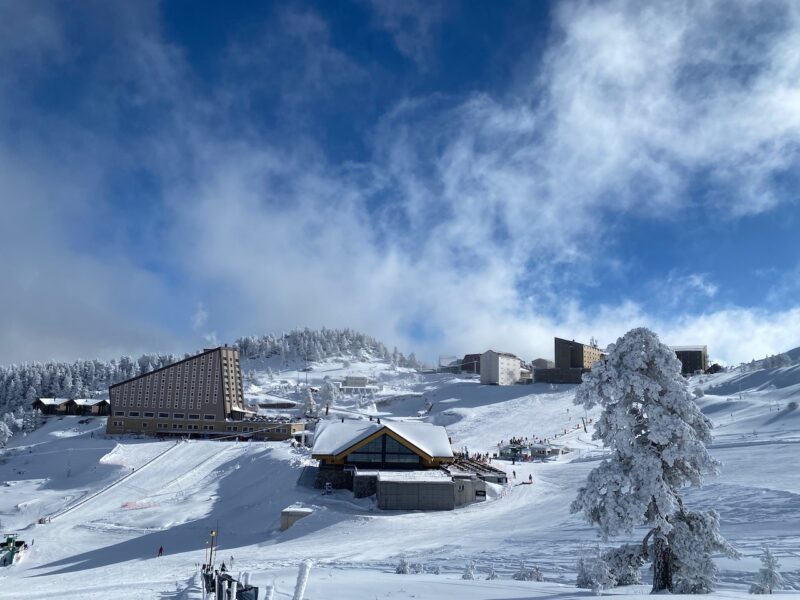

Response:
(571, 327), (733, 593)
(486, 563), (498, 580)
(576, 556), (592, 589)
(304, 390), (318, 418)
(462, 560), (475, 580)
(395, 558), (411, 574)
(749, 546), (784, 594)
(601, 544), (644, 586)
(589, 554), (616, 596)
(0, 421), (12, 448)
(511, 561), (542, 581)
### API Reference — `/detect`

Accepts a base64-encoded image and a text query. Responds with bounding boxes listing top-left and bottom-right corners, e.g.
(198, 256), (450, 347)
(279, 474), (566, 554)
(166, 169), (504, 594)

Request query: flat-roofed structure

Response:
(670, 345), (708, 375)
(106, 345), (254, 437)
(536, 337), (606, 384)
(554, 337), (605, 370)
(480, 350), (521, 385)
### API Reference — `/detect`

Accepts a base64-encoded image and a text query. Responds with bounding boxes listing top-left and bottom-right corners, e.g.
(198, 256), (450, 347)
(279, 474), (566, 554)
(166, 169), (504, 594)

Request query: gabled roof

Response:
(69, 398), (109, 406)
(311, 420), (453, 460)
(34, 398), (69, 406)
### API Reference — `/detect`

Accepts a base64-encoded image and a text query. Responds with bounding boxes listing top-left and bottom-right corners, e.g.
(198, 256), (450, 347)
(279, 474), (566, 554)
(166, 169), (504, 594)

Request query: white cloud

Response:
(192, 304), (208, 330)
(2, 0), (800, 368)
(364, 0), (448, 68)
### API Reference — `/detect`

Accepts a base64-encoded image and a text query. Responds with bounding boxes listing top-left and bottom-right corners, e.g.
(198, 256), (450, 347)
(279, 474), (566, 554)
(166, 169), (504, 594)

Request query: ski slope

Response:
(1, 361), (799, 598)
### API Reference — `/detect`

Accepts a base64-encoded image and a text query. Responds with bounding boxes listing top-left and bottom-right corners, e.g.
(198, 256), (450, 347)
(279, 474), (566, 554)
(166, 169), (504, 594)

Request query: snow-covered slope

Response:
(1, 360), (799, 598)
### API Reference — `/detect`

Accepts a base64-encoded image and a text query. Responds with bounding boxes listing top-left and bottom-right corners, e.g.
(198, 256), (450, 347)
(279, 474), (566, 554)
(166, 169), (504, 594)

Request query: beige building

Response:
(480, 350), (521, 386)
(554, 337), (605, 370)
(106, 346), (254, 437)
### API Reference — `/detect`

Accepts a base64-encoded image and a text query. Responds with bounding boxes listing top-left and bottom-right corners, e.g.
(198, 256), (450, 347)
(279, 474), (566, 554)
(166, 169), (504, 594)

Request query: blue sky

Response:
(1, 0), (799, 365)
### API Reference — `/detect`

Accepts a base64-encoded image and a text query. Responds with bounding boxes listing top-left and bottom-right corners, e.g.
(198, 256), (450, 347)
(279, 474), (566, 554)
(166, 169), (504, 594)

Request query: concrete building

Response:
(535, 338), (605, 384)
(461, 354), (482, 374)
(340, 375), (381, 395)
(531, 358), (554, 369)
(480, 350), (521, 386)
(670, 346), (708, 375)
(554, 337), (605, 369)
(106, 346), (255, 437)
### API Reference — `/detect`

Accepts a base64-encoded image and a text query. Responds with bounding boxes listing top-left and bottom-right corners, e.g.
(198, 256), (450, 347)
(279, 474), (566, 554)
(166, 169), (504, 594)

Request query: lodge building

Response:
(106, 345), (254, 436)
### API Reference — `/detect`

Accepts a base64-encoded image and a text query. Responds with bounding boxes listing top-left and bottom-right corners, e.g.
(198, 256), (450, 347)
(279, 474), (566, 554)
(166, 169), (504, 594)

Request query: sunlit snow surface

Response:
(1, 359), (799, 598)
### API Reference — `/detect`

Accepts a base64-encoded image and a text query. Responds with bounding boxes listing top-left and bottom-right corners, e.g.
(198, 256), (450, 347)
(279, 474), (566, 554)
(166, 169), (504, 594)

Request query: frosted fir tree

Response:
(571, 327), (734, 593)
(0, 421), (12, 448)
(576, 556), (593, 589)
(602, 544), (644, 586)
(671, 510), (738, 593)
(589, 554), (616, 596)
(395, 558), (411, 574)
(749, 546), (784, 594)
(303, 390), (318, 418)
(462, 560), (475, 580)
(486, 563), (498, 580)
(512, 561), (543, 581)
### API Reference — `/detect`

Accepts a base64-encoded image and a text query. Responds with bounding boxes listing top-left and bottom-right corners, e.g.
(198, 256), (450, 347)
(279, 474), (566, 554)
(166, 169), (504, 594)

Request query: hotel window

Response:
(204, 414), (215, 420)
(114, 411), (124, 417)
(173, 413), (185, 419)
(188, 414), (200, 420)
(144, 412), (154, 418)
(159, 412), (169, 418)
(128, 411), (140, 417)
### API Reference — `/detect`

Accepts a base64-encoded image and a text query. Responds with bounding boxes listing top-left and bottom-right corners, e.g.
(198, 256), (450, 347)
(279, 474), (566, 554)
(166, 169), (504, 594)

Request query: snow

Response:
(1, 356), (800, 598)
(376, 470), (452, 483)
(311, 419), (454, 458)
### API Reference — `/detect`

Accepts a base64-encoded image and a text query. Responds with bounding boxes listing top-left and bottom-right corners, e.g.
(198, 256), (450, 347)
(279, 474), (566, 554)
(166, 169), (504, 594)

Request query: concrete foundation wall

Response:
(377, 481), (455, 510)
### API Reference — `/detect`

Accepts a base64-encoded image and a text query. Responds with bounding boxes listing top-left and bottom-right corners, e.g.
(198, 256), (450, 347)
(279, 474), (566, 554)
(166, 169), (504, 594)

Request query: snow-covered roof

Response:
(670, 345), (708, 352)
(35, 398), (69, 406)
(377, 470), (452, 483)
(70, 398), (109, 406)
(483, 350), (519, 358)
(311, 420), (453, 459)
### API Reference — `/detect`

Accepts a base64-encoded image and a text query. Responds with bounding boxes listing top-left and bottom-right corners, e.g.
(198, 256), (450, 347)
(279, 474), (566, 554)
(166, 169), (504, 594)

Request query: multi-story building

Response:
(480, 350), (521, 385)
(670, 346), (708, 375)
(461, 354), (482, 374)
(554, 337), (605, 369)
(535, 338), (605, 384)
(106, 345), (254, 437)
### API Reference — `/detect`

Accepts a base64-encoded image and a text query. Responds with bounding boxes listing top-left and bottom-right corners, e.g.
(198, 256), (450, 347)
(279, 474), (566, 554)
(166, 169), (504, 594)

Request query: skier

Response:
(158, 545), (164, 557)
(512, 470), (516, 480)
(528, 474), (533, 484)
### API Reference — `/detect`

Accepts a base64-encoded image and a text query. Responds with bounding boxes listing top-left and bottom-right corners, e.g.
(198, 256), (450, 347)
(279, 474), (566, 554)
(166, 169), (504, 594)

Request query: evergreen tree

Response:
(461, 560), (475, 580)
(571, 327), (734, 593)
(749, 546), (784, 594)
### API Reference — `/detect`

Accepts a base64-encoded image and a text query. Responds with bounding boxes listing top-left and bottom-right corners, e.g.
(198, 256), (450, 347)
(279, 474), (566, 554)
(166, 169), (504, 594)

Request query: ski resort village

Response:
(1, 329), (799, 598)
(4, 1), (800, 599)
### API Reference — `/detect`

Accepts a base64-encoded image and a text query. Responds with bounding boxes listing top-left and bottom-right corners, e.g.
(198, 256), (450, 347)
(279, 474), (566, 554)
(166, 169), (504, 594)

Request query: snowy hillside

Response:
(1, 357), (799, 598)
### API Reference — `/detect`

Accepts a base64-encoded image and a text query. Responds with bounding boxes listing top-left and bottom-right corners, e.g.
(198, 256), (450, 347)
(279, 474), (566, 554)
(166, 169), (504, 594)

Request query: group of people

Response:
(499, 436), (550, 447)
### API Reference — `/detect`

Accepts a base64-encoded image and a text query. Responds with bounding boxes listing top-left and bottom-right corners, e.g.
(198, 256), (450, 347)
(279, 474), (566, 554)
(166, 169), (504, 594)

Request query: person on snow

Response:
(158, 545), (164, 557)
(528, 474), (533, 484)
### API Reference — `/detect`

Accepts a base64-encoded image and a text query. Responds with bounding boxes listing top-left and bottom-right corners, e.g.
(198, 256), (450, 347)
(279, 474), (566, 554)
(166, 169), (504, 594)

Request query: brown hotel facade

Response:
(106, 346), (254, 436)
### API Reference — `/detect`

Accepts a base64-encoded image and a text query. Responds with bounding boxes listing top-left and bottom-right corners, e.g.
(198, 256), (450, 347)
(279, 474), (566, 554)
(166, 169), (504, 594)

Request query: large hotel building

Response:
(106, 345), (255, 436)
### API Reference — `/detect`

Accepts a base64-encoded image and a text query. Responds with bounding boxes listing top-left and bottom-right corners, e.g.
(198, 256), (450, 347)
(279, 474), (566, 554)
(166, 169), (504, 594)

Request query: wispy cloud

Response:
(364, 0), (448, 69)
(1, 1), (799, 366)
